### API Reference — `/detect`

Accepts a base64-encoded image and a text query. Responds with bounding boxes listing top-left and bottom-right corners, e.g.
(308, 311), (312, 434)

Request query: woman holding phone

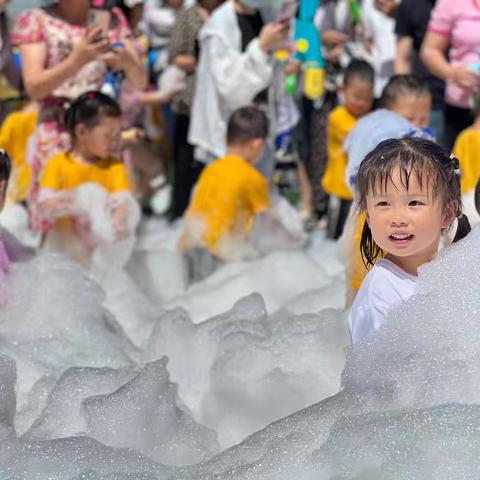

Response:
(11, 0), (147, 231)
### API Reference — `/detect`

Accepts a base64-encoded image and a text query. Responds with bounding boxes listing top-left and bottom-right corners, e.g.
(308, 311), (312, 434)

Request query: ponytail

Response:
(359, 219), (384, 269)
(453, 214), (471, 243)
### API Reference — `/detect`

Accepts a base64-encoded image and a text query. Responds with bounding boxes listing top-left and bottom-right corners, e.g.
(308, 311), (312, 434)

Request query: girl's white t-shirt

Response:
(348, 258), (417, 345)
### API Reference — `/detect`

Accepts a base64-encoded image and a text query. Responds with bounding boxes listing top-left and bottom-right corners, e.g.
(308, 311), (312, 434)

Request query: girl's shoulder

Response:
(356, 259), (417, 308)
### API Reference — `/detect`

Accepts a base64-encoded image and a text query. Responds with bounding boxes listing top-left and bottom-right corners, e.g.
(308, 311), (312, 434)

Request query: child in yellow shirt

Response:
(0, 102), (37, 204)
(179, 106), (271, 280)
(453, 94), (480, 225)
(38, 91), (137, 268)
(322, 60), (374, 240)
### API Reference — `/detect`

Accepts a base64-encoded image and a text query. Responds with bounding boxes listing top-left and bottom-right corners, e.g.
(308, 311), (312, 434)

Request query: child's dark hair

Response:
(65, 91), (122, 138)
(0, 149), (11, 182)
(343, 59), (374, 87)
(357, 138), (471, 268)
(226, 106), (269, 145)
(380, 74), (431, 109)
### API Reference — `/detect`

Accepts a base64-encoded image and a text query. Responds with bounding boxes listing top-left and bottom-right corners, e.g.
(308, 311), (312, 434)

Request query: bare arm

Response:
(395, 36), (413, 74)
(420, 31), (452, 80)
(102, 38), (147, 91)
(20, 27), (109, 101)
(421, 31), (478, 90)
(119, 38), (148, 90)
(20, 43), (79, 100)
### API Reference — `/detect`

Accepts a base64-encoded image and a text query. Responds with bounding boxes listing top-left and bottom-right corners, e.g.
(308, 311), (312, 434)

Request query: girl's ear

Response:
(441, 205), (456, 230)
(74, 123), (88, 140)
(365, 212), (370, 227)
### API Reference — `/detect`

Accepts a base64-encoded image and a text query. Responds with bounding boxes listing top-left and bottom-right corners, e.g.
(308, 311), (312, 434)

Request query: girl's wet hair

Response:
(0, 149), (11, 183)
(65, 91), (122, 138)
(357, 137), (471, 268)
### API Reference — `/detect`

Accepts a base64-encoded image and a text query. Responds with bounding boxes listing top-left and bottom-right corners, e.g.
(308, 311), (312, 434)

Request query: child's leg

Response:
(327, 197), (352, 240)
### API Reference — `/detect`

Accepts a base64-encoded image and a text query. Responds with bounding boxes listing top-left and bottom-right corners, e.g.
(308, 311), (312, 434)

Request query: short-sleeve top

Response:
(348, 258), (417, 344)
(185, 154), (270, 257)
(11, 7), (131, 100)
(427, 0), (480, 109)
(40, 151), (130, 194)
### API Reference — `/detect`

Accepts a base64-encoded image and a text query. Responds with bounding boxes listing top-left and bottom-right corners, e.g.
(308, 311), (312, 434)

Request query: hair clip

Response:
(87, 92), (97, 100)
(449, 154), (461, 175)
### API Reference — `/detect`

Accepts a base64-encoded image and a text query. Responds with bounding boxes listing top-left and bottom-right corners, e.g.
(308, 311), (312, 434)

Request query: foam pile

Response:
(1, 219), (479, 478)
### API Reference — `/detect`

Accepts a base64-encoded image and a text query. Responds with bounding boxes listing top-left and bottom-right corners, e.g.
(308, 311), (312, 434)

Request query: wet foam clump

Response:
(146, 294), (349, 448)
(0, 227), (349, 477)
(0, 252), (135, 434)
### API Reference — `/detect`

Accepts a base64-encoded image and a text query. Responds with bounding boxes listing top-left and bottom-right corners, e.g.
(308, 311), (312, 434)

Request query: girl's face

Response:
(366, 166), (453, 275)
(76, 116), (122, 160)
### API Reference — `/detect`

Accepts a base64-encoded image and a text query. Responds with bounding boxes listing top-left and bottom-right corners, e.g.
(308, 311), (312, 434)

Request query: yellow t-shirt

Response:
(322, 105), (357, 200)
(185, 154), (270, 257)
(453, 127), (480, 194)
(40, 151), (130, 193)
(0, 109), (37, 203)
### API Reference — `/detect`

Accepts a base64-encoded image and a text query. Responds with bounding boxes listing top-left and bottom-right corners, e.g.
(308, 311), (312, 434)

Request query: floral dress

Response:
(11, 7), (131, 230)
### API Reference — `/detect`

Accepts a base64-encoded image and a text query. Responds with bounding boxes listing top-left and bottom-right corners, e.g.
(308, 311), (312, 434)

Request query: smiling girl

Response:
(348, 137), (471, 344)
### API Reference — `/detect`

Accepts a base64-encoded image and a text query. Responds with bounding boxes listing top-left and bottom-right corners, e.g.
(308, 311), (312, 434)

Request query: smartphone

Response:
(275, 1), (298, 24)
(89, 1), (112, 39)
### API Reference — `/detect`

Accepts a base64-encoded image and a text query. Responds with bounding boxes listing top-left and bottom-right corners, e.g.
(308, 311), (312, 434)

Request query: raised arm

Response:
(20, 27), (109, 101)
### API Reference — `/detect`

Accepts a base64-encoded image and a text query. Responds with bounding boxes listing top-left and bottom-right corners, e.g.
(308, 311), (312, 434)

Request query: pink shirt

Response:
(428, 0), (480, 109)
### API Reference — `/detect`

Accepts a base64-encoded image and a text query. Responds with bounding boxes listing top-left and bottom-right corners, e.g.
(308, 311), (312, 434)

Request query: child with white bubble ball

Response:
(349, 137), (471, 344)
(37, 91), (140, 271)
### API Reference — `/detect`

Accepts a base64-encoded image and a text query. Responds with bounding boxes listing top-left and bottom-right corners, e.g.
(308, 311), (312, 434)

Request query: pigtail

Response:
(447, 153), (472, 243)
(453, 214), (471, 243)
(360, 220), (383, 269)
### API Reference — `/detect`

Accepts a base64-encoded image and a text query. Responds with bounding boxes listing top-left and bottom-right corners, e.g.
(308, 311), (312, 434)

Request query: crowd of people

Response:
(0, 0), (479, 343)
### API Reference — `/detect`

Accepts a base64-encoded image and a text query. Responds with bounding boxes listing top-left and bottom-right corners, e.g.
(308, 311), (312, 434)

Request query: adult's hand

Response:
(258, 22), (290, 53)
(101, 42), (137, 72)
(71, 27), (110, 67)
(450, 66), (480, 91)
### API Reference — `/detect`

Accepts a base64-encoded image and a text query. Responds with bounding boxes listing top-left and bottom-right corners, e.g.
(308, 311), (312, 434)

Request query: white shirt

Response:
(348, 258), (417, 344)
(362, 0), (397, 98)
(188, 0), (274, 163)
